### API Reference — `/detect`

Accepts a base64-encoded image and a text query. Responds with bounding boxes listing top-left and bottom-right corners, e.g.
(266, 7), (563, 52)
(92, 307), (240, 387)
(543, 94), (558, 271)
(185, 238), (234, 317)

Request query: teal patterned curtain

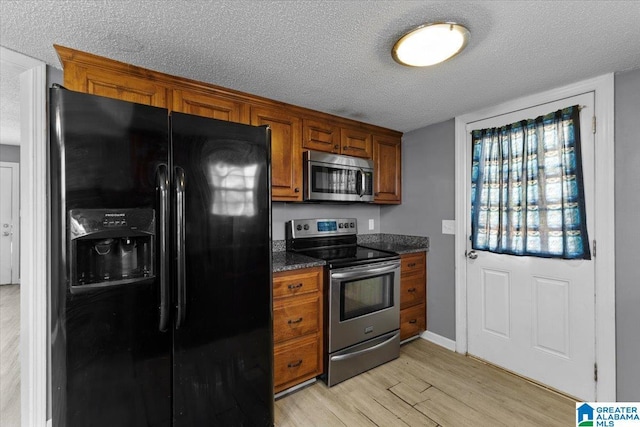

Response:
(470, 105), (590, 259)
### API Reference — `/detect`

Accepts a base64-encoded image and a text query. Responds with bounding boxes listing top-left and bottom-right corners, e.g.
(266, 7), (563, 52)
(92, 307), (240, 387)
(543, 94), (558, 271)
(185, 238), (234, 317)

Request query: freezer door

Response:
(49, 88), (172, 427)
(171, 112), (274, 426)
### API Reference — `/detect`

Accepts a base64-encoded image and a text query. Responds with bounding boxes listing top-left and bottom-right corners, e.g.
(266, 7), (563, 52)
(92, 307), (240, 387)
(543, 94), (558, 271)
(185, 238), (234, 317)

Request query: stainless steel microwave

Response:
(303, 151), (374, 202)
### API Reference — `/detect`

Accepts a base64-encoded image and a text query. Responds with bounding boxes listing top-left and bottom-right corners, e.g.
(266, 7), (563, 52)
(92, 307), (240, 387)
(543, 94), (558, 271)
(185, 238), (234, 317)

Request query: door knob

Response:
(467, 250), (478, 260)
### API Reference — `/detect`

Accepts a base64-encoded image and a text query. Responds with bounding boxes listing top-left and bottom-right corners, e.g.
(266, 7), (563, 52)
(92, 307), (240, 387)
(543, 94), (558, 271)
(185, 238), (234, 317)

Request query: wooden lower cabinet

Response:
(272, 266), (323, 393)
(400, 302), (426, 340)
(399, 252), (427, 341)
(273, 335), (319, 393)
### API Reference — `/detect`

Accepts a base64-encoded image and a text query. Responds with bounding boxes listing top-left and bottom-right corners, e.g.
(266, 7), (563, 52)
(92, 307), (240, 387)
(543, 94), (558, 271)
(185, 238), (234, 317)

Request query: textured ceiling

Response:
(1, 1), (640, 137)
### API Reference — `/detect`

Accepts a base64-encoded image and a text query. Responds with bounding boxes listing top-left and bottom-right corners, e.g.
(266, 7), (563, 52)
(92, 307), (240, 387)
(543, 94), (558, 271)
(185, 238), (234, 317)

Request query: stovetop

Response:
(285, 218), (399, 269)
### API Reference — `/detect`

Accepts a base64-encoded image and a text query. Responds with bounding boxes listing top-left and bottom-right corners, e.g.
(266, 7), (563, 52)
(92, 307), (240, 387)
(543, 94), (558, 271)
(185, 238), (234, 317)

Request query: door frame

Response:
(1, 46), (48, 426)
(454, 74), (616, 401)
(0, 161), (20, 284)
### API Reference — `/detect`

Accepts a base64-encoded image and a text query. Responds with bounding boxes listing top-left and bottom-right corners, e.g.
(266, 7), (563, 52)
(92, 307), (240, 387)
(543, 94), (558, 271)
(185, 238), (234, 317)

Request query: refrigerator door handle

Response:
(157, 165), (170, 332)
(175, 166), (187, 329)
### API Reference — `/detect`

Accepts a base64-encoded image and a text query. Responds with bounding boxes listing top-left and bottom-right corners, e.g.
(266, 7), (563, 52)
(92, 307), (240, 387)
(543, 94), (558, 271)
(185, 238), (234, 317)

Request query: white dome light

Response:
(393, 22), (470, 67)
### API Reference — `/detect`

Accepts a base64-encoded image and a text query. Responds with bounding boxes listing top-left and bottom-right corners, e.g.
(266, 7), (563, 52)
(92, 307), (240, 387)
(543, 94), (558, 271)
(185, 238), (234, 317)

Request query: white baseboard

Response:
(421, 330), (456, 352)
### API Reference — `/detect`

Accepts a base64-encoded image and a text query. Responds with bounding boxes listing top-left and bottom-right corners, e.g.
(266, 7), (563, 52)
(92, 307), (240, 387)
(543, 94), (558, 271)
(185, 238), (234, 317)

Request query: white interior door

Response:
(0, 161), (19, 285)
(465, 92), (596, 401)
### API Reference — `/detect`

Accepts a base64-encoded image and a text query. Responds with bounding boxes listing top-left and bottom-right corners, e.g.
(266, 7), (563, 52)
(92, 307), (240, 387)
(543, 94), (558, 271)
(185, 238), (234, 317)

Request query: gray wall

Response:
(0, 144), (20, 162)
(380, 119), (456, 340)
(614, 67), (640, 401)
(272, 202), (380, 240)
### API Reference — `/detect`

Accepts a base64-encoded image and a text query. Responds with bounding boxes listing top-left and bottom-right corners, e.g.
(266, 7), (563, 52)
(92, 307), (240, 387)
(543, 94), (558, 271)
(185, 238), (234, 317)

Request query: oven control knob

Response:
(350, 222), (355, 228)
(296, 225), (302, 231)
(338, 223), (343, 228)
(303, 224), (309, 230)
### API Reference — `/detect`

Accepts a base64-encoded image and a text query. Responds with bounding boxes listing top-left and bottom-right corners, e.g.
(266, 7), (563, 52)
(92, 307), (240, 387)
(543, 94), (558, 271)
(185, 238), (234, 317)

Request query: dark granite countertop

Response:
(272, 251), (325, 273)
(357, 234), (429, 255)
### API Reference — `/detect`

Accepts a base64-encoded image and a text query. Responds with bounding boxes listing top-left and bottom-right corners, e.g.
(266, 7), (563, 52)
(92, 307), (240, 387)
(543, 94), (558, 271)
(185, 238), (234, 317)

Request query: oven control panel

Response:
(286, 218), (357, 239)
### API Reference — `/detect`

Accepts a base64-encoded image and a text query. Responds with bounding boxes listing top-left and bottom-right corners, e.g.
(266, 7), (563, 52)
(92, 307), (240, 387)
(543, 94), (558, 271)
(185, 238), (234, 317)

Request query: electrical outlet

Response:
(368, 219), (374, 230)
(442, 220), (455, 235)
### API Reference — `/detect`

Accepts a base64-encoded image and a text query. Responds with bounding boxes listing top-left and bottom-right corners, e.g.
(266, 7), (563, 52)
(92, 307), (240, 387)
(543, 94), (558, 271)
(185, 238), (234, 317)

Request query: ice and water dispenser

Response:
(68, 209), (155, 292)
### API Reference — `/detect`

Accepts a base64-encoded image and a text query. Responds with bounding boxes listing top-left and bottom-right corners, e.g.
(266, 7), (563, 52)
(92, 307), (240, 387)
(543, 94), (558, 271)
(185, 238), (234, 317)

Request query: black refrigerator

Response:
(49, 87), (274, 426)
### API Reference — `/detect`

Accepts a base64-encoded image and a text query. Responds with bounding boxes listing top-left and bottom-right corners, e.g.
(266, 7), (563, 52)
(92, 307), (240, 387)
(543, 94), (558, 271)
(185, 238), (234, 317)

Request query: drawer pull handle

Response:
(407, 287), (417, 293)
(407, 262), (417, 267)
(288, 317), (303, 324)
(288, 283), (303, 290)
(409, 319), (417, 324)
(288, 360), (303, 368)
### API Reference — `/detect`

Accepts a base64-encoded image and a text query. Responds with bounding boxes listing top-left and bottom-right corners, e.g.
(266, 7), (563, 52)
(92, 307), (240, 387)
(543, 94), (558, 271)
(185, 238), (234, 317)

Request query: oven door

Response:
(328, 260), (400, 353)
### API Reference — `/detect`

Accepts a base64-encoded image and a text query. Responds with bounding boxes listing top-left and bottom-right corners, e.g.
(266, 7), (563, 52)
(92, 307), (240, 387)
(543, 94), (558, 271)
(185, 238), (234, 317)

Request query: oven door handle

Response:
(330, 332), (400, 362)
(331, 262), (399, 280)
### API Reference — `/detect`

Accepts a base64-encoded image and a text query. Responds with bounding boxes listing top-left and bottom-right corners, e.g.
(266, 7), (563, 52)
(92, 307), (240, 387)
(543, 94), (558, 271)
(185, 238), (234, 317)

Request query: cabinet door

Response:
(63, 64), (169, 108)
(373, 134), (402, 204)
(302, 118), (340, 154)
(251, 106), (302, 201)
(340, 127), (372, 159)
(172, 88), (249, 123)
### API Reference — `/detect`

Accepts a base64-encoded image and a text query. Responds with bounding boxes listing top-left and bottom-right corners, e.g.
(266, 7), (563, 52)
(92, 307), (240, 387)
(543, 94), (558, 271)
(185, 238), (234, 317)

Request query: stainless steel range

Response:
(286, 218), (401, 386)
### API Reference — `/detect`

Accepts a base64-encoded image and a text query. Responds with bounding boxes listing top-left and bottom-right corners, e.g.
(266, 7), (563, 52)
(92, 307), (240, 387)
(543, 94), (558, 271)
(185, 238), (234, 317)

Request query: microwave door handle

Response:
(157, 165), (170, 332)
(356, 169), (363, 197)
(174, 166), (187, 329)
(359, 168), (366, 197)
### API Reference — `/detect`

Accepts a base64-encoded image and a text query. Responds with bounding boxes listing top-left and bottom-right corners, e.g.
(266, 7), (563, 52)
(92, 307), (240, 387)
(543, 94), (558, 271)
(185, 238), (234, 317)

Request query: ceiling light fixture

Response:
(392, 22), (470, 67)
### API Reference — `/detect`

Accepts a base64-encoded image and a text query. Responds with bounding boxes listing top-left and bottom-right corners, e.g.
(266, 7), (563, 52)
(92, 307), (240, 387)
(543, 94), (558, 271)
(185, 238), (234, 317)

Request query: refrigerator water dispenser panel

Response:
(68, 209), (155, 292)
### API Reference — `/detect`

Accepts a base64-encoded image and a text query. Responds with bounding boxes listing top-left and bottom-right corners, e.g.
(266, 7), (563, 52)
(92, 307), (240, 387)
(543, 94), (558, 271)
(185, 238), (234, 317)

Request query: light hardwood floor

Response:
(0, 284), (20, 427)
(275, 338), (576, 426)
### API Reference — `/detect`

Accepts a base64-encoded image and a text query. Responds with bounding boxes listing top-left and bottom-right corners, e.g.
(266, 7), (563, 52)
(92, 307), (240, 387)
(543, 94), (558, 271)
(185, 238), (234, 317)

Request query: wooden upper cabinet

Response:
(55, 45), (169, 108)
(251, 106), (303, 201)
(373, 134), (402, 204)
(172, 88), (249, 124)
(302, 118), (340, 154)
(340, 126), (373, 159)
(54, 45), (404, 204)
(64, 64), (170, 108)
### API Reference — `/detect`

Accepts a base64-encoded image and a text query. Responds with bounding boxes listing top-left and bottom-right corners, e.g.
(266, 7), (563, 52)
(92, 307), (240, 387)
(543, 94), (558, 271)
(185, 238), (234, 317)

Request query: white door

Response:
(466, 93), (596, 400)
(0, 161), (20, 285)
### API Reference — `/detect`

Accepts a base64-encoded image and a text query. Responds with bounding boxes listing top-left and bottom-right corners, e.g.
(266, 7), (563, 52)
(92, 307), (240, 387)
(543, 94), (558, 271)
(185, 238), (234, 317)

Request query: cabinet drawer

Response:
(400, 303), (426, 341)
(400, 274), (426, 309)
(273, 295), (319, 343)
(274, 335), (319, 392)
(273, 267), (321, 299)
(401, 252), (426, 277)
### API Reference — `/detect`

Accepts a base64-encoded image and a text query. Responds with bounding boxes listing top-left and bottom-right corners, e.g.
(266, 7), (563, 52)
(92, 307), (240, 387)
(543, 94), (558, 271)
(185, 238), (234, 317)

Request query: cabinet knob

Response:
(409, 319), (417, 324)
(407, 287), (417, 293)
(294, 187), (300, 193)
(408, 263), (416, 267)
(288, 283), (303, 290)
(334, 144), (339, 150)
(343, 146), (349, 151)
(288, 317), (303, 324)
